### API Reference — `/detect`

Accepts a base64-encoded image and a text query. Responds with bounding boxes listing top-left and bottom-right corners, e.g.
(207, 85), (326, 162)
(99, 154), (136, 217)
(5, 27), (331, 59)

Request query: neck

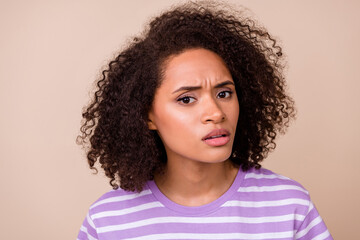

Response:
(154, 158), (238, 206)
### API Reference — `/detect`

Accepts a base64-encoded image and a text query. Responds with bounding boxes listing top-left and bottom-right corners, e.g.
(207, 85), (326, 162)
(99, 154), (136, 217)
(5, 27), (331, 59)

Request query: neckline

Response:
(147, 167), (245, 216)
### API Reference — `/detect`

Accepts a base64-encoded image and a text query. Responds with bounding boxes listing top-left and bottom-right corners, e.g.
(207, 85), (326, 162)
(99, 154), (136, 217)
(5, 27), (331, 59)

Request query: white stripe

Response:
(92, 201), (164, 220)
(90, 190), (152, 209)
(245, 172), (290, 180)
(98, 214), (304, 233)
(80, 225), (98, 240)
(124, 231), (294, 240)
(312, 229), (331, 240)
(295, 215), (323, 239)
(307, 202), (314, 214)
(238, 185), (308, 194)
(222, 198), (309, 208)
(87, 213), (96, 229)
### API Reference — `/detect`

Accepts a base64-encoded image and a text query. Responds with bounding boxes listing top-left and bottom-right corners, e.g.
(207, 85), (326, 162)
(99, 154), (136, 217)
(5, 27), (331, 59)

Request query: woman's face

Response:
(148, 48), (239, 164)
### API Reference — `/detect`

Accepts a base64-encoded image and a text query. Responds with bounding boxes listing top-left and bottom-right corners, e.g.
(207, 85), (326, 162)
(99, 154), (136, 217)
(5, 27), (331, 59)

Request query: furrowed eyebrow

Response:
(172, 80), (235, 94)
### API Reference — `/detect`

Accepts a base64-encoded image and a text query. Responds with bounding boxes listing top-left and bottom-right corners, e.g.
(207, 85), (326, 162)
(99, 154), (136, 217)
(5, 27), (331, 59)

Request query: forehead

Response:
(162, 48), (232, 86)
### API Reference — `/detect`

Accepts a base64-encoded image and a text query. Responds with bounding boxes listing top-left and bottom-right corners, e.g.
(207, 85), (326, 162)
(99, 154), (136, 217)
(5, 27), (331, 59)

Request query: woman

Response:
(77, 1), (332, 239)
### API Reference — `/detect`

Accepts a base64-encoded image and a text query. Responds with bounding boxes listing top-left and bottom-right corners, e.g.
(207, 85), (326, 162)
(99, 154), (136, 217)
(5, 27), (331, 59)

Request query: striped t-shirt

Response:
(77, 167), (332, 240)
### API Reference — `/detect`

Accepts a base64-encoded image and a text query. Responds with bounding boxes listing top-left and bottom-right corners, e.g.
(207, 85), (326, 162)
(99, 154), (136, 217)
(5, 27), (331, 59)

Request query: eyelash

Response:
(177, 90), (233, 105)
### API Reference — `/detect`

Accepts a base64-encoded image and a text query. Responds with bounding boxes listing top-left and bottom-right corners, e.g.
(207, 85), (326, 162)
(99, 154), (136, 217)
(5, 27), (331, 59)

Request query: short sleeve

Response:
(77, 212), (99, 240)
(295, 201), (333, 240)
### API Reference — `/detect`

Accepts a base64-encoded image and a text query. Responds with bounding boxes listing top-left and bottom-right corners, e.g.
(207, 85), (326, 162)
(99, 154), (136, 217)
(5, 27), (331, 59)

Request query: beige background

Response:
(1, 0), (359, 239)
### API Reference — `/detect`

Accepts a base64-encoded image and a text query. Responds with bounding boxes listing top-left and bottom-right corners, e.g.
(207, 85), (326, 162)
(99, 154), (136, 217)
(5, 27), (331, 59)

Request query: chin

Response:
(200, 150), (232, 163)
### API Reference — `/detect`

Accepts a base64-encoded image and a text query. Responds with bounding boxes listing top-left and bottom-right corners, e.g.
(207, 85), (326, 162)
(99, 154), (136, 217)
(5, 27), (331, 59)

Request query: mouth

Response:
(204, 134), (228, 140)
(202, 129), (231, 147)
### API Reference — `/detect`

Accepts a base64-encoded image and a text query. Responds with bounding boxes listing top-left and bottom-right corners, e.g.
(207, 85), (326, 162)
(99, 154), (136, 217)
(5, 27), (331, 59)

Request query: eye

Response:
(177, 96), (196, 104)
(217, 90), (232, 99)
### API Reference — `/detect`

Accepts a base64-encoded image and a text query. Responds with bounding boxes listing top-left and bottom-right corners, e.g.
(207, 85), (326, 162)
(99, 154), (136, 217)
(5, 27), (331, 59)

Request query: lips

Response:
(202, 128), (230, 141)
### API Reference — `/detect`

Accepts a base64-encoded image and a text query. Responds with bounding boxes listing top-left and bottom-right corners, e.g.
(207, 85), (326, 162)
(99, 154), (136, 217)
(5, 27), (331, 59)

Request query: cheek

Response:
(155, 104), (198, 143)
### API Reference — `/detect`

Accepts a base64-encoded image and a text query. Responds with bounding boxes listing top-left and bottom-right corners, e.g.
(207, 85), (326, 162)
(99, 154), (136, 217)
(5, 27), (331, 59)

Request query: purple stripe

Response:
(231, 190), (310, 201)
(93, 207), (170, 225)
(77, 230), (88, 240)
(99, 221), (300, 239)
(242, 180), (305, 189)
(215, 205), (308, 217)
(90, 194), (156, 214)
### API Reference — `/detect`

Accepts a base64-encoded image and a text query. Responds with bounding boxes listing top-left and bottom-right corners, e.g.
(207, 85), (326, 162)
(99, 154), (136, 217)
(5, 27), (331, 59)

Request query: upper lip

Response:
(202, 128), (230, 140)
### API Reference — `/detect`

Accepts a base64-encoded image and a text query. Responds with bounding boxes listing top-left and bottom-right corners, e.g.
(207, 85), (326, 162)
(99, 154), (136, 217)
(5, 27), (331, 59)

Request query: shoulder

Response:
(237, 168), (333, 238)
(239, 167), (311, 203)
(87, 184), (154, 219)
(234, 167), (313, 221)
(242, 167), (308, 190)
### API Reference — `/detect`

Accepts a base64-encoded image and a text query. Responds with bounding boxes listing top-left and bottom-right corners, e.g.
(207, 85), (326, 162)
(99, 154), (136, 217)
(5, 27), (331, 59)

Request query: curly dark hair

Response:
(78, 0), (295, 192)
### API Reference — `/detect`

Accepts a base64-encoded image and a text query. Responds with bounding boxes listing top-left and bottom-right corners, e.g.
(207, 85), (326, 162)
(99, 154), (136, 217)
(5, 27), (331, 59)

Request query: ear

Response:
(147, 111), (158, 130)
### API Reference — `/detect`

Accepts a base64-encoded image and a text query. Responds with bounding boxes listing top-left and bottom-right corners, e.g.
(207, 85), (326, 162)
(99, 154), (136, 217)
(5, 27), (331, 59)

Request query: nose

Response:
(200, 97), (226, 124)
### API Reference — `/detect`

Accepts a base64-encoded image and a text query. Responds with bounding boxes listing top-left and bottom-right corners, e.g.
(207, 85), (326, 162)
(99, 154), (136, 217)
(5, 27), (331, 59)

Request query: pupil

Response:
(219, 92), (225, 98)
(183, 97), (190, 103)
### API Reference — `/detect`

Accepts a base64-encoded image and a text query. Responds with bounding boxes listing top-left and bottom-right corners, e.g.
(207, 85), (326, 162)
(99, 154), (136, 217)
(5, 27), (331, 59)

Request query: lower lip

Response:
(203, 136), (230, 147)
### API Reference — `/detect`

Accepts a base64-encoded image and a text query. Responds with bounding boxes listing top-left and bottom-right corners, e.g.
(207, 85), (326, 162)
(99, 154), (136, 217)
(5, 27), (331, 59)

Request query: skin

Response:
(147, 48), (240, 206)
